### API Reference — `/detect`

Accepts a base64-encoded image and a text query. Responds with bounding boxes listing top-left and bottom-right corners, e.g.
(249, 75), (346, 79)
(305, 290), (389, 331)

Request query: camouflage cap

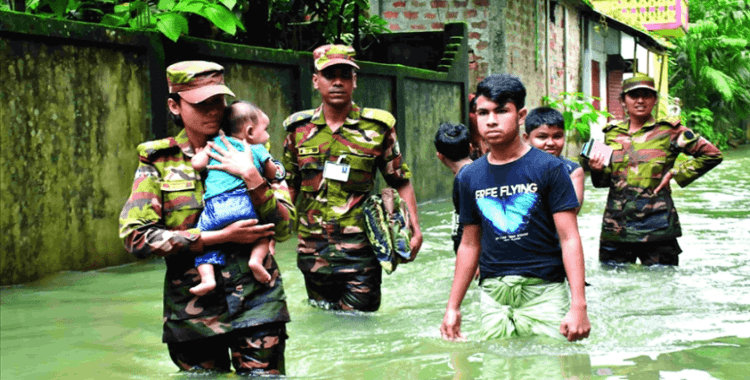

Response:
(166, 61), (235, 104)
(313, 44), (360, 71)
(622, 73), (657, 95)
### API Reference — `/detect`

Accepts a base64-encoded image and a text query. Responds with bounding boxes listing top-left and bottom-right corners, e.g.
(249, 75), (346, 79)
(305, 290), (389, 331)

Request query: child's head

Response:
(434, 122), (471, 163)
(221, 100), (270, 145)
(474, 74), (527, 146)
(475, 74), (526, 111)
(523, 107), (566, 157)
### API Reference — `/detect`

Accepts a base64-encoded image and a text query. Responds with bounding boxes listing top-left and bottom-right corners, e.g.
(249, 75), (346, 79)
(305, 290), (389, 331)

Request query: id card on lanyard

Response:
(323, 155), (350, 182)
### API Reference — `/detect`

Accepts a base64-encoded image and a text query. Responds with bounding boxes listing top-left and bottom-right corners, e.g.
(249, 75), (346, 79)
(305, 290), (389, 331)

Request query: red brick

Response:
(383, 11), (399, 19)
(471, 20), (487, 29)
(411, 24), (427, 30)
(465, 9), (477, 17)
(389, 24), (402, 31)
(431, 0), (447, 7)
(404, 11), (420, 20)
(452, 1), (468, 6)
(469, 32), (481, 39)
(393, 1), (406, 7)
(474, 0), (489, 6)
(476, 41), (489, 50)
(447, 11), (459, 19)
(425, 13), (437, 19)
(432, 22), (445, 29)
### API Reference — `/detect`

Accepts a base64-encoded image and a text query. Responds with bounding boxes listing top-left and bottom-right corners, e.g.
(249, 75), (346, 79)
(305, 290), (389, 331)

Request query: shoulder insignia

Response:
(602, 120), (624, 133)
(361, 108), (396, 129)
(283, 110), (315, 131)
(657, 116), (682, 128)
(675, 128), (698, 148)
(137, 137), (178, 160)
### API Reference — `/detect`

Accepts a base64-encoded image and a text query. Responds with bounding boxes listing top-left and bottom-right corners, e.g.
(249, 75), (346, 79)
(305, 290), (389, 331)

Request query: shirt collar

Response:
(174, 129), (196, 157)
(310, 102), (362, 127)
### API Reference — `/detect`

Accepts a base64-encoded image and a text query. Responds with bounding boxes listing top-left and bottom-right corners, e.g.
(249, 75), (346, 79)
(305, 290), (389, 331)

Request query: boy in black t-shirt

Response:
(439, 74), (590, 342)
(523, 107), (585, 213)
(434, 122), (473, 254)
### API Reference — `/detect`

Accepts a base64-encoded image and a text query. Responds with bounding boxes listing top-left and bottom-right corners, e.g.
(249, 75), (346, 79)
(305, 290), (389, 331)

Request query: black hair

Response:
(475, 74), (526, 110)
(434, 122), (471, 162)
(221, 100), (261, 137)
(524, 107), (565, 134)
(469, 94), (477, 112)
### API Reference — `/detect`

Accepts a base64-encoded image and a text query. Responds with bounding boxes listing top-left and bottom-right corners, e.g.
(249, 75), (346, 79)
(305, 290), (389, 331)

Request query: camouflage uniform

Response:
(282, 103), (412, 310)
(591, 116), (723, 263)
(119, 60), (295, 373)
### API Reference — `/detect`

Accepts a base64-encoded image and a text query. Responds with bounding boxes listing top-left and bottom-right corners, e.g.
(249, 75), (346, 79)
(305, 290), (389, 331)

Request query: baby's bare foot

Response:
(189, 280), (216, 297)
(248, 260), (272, 284)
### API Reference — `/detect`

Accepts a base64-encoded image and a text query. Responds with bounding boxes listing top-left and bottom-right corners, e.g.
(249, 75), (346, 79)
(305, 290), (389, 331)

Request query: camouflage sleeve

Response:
(379, 126), (412, 188)
(247, 177), (296, 243)
(670, 129), (723, 188)
(281, 132), (301, 192)
(118, 160), (201, 259)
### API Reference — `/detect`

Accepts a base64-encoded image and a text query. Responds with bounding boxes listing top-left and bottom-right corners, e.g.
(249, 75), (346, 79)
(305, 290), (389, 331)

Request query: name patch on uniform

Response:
(299, 147), (320, 155)
(161, 180), (195, 191)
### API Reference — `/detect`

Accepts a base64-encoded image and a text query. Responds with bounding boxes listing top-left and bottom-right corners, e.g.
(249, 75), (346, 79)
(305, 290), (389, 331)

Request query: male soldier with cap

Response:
(588, 73), (723, 266)
(281, 45), (423, 311)
(119, 61), (294, 375)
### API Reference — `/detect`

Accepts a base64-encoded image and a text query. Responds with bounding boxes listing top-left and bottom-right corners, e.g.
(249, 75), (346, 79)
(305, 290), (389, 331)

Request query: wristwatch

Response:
(271, 159), (286, 182)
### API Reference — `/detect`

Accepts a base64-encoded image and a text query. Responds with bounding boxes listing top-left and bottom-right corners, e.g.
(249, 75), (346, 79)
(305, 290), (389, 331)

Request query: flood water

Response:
(2, 148), (749, 380)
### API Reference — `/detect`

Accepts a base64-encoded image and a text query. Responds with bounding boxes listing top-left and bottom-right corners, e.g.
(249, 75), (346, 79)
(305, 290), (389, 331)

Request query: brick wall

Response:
(380, 0), (491, 91)
(607, 69), (625, 120)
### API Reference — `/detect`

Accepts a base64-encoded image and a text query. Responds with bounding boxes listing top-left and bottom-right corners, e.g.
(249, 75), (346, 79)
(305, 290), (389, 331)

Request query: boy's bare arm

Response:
(191, 147), (210, 171)
(553, 210), (591, 342)
(440, 224), (481, 341)
(570, 167), (585, 214)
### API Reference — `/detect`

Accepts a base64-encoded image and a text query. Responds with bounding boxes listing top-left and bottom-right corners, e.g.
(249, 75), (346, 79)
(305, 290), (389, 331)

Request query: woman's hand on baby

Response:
(222, 219), (275, 244)
(205, 131), (258, 179)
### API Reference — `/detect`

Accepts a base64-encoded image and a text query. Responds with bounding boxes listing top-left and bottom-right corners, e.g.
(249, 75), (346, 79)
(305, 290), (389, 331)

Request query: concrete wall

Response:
(0, 13), (468, 285)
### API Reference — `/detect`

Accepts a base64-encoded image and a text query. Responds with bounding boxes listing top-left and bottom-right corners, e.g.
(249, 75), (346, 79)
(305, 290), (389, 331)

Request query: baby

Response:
(190, 100), (282, 296)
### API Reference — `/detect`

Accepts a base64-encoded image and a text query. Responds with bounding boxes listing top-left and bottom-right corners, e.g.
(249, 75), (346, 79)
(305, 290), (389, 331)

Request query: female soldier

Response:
(119, 61), (295, 375)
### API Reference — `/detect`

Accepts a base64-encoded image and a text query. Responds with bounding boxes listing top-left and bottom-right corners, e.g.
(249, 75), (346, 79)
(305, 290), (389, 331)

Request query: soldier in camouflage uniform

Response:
(118, 61), (295, 375)
(281, 44), (423, 312)
(588, 74), (723, 265)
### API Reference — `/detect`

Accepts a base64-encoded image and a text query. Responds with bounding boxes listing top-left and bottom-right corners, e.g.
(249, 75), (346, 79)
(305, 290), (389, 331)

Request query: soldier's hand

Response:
(206, 132), (260, 182)
(405, 229), (423, 262)
(223, 219), (275, 244)
(588, 151), (606, 172)
(653, 171), (673, 194)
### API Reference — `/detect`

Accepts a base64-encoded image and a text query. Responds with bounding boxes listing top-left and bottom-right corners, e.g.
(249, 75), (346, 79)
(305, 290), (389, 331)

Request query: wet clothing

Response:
(599, 239), (681, 266)
(203, 136), (271, 200)
(457, 147), (579, 283)
(559, 156), (581, 176)
(591, 117), (722, 244)
(281, 103), (412, 310)
(302, 268), (383, 311)
(479, 276), (569, 340)
(451, 164), (470, 253)
(118, 128), (295, 346)
(167, 323), (287, 376)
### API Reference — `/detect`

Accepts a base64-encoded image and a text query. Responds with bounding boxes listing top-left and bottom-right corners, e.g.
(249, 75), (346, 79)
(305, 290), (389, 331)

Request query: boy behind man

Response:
(523, 107), (585, 212)
(434, 122), (473, 253)
(439, 74), (590, 342)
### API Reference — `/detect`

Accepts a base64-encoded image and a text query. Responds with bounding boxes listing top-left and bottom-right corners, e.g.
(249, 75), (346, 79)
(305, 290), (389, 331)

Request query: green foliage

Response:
(683, 108), (743, 150)
(669, 0), (750, 146)
(543, 92), (612, 143)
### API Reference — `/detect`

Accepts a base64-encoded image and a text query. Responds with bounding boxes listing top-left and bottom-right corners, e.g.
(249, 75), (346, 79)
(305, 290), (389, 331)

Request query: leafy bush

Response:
(543, 92), (612, 143)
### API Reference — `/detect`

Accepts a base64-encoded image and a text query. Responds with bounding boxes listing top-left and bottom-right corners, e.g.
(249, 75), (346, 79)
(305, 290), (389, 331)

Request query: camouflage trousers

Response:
(303, 267), (382, 312)
(167, 322), (287, 375)
(599, 239), (681, 266)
